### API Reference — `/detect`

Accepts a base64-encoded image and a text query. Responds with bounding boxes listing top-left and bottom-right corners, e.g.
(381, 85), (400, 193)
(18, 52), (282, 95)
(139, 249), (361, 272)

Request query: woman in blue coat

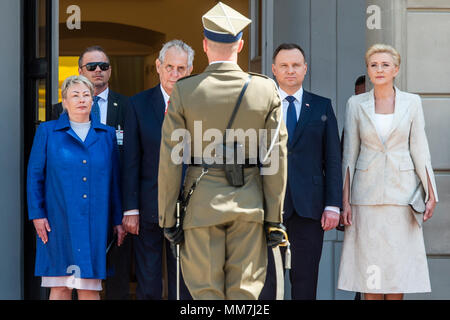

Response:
(27, 75), (126, 300)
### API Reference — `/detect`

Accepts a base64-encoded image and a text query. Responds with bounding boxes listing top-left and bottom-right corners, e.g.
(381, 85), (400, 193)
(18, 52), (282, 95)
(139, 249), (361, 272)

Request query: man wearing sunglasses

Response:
(50, 45), (131, 300)
(51, 46), (128, 129)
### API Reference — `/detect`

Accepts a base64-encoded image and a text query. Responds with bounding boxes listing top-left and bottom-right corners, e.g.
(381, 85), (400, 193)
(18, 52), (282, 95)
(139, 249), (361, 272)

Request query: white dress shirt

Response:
(95, 87), (109, 125)
(279, 87), (303, 124)
(124, 85), (171, 217)
(160, 84), (170, 113)
(279, 86), (340, 215)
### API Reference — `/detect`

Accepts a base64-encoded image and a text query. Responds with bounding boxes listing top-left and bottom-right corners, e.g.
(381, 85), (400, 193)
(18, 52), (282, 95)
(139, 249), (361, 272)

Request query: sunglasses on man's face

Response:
(82, 62), (110, 71)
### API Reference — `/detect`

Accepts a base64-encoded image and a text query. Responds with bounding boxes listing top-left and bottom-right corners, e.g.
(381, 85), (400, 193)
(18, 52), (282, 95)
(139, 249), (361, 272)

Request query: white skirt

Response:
(337, 205), (431, 294)
(41, 276), (103, 291)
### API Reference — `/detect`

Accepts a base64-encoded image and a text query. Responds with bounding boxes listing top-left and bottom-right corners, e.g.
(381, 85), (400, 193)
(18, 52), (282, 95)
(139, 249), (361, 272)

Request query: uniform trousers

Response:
(181, 220), (267, 300)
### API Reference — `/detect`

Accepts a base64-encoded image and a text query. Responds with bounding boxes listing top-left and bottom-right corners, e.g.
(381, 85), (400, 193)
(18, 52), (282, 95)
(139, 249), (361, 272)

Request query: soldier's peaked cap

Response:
(202, 2), (251, 43)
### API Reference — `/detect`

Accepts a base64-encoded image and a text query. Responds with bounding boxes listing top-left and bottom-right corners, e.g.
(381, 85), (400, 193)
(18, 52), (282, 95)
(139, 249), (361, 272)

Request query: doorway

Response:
(23, 0), (58, 300)
(57, 0), (250, 97)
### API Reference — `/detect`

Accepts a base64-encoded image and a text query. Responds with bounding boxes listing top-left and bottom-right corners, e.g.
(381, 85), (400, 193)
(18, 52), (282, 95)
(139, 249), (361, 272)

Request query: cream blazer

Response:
(342, 87), (438, 205)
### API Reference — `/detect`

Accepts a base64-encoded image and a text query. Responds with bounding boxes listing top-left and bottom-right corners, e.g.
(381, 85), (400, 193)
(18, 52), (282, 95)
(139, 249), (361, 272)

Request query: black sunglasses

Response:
(82, 62), (110, 71)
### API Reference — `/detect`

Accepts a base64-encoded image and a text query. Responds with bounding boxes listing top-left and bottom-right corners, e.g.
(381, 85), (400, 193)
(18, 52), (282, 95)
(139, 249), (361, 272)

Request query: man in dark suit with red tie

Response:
(122, 40), (194, 300)
(260, 43), (342, 300)
(50, 45), (130, 299)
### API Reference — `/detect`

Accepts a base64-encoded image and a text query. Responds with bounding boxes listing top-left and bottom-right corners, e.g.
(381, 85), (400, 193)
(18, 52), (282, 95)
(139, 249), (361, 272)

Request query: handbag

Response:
(408, 183), (426, 227)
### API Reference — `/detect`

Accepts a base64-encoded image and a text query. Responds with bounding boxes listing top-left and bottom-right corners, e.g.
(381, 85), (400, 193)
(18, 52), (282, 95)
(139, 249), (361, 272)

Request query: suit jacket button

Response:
(83, 194), (87, 199)
(82, 160), (87, 164)
(83, 177), (87, 182)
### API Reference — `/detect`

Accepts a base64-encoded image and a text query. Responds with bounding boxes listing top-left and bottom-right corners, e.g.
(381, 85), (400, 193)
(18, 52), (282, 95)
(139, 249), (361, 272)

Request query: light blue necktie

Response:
(91, 96), (101, 123)
(286, 96), (298, 143)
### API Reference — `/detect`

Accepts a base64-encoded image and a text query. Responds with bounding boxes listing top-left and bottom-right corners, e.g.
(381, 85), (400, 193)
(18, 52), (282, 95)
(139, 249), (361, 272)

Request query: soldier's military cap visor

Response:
(202, 2), (251, 43)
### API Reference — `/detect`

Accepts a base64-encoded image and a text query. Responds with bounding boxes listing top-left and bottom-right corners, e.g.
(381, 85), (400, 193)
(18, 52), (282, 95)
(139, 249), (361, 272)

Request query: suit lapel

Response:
(55, 112), (102, 147)
(290, 90), (313, 147)
(360, 89), (384, 146)
(83, 126), (100, 148)
(65, 127), (83, 144)
(106, 90), (118, 128)
(150, 85), (165, 126)
(55, 113), (84, 145)
(360, 87), (409, 146)
(385, 87), (409, 141)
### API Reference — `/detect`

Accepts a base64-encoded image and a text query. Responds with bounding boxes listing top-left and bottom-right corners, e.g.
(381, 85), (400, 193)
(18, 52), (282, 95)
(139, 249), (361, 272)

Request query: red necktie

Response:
(165, 100), (170, 115)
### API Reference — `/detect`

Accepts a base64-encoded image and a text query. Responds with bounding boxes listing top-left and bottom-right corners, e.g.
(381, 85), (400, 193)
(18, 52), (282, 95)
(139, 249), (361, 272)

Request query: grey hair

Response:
(61, 75), (94, 109)
(158, 39), (195, 68)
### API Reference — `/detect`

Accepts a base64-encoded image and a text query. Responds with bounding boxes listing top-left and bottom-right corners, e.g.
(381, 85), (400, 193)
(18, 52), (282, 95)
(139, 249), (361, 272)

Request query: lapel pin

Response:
(113, 102), (118, 107)
(306, 103), (310, 108)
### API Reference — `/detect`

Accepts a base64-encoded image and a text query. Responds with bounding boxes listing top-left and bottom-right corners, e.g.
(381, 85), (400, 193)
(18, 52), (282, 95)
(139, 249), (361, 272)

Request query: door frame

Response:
(23, 0), (59, 300)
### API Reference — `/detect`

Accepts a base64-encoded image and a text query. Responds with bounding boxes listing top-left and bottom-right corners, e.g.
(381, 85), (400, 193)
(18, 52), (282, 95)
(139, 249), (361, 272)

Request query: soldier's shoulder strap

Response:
(247, 72), (278, 88)
(248, 71), (270, 79)
(177, 73), (199, 82)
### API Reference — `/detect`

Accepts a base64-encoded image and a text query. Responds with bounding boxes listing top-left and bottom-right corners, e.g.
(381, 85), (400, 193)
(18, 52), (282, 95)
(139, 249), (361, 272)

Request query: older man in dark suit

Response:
(122, 40), (194, 300)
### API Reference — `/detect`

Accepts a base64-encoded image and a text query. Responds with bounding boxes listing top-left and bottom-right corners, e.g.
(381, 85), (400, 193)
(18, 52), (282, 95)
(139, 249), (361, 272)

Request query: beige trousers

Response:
(181, 220), (267, 300)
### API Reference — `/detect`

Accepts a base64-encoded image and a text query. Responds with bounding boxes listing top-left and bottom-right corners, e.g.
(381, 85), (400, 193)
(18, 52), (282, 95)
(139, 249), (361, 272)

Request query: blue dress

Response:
(27, 113), (122, 279)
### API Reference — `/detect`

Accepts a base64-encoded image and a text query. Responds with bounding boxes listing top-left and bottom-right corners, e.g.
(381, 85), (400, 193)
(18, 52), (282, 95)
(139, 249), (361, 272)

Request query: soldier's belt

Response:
(190, 158), (259, 169)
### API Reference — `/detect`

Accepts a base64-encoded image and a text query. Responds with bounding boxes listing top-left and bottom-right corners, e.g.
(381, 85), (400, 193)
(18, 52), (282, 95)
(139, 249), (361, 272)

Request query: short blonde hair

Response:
(61, 75), (94, 101)
(365, 44), (401, 67)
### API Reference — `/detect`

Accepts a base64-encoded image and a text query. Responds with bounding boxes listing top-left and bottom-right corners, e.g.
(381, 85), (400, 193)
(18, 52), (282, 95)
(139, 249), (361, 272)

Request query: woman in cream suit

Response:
(337, 44), (438, 300)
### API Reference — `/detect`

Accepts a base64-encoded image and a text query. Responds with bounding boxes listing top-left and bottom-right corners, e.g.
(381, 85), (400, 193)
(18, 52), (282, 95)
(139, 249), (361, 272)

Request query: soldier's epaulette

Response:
(248, 72), (269, 79)
(177, 73), (199, 82)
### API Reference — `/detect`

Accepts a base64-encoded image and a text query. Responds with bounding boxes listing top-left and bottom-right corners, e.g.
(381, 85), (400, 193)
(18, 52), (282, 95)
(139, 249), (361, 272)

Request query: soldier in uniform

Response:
(158, 2), (288, 300)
